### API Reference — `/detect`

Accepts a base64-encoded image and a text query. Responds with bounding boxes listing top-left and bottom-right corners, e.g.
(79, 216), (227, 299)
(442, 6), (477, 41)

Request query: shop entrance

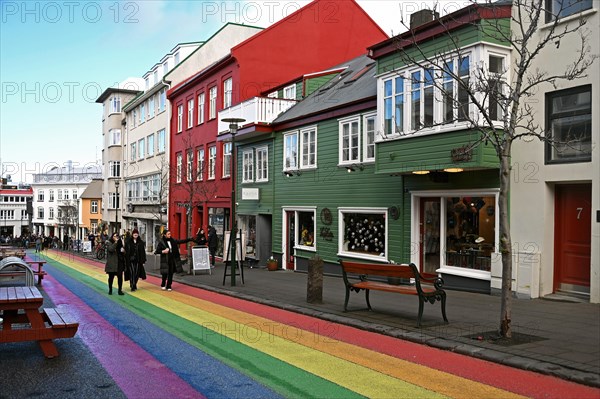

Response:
(284, 211), (295, 270)
(420, 198), (441, 275)
(554, 184), (591, 297)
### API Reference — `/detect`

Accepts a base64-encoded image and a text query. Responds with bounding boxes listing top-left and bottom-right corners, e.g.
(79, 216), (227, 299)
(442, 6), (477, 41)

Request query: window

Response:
(223, 142), (232, 178)
(138, 138), (145, 159)
(383, 76), (404, 135)
(147, 134), (155, 157)
(57, 189), (63, 200)
(187, 150), (193, 182)
(546, 85), (592, 163)
(488, 55), (505, 121)
(57, 208), (62, 219)
(300, 127), (316, 168)
(340, 118), (359, 163)
(243, 150), (254, 182)
(159, 89), (166, 112)
(72, 189), (78, 200)
(49, 190), (54, 202)
(174, 51), (180, 64)
(145, 77), (150, 90)
(132, 110), (137, 127)
(256, 147), (268, 182)
(187, 99), (194, 128)
(91, 200), (98, 213)
(208, 146), (216, 179)
(197, 148), (205, 181)
(545, 0), (592, 22)
(283, 84), (296, 100)
(223, 78), (233, 108)
(131, 142), (137, 162)
(64, 190), (70, 200)
(38, 190), (44, 202)
(283, 132), (298, 170)
(49, 207), (54, 219)
(157, 129), (166, 153)
(149, 95), (155, 118)
(197, 93), (205, 124)
(177, 104), (183, 132)
(176, 153), (182, 183)
(140, 102), (146, 123)
(163, 61), (169, 75)
(109, 129), (121, 145)
(297, 210), (315, 248)
(110, 96), (121, 113)
(37, 207), (44, 219)
(153, 70), (158, 86)
(457, 56), (470, 121)
(442, 61), (454, 123)
(340, 208), (388, 261)
(209, 86), (217, 119)
(410, 71), (421, 130)
(109, 192), (120, 209)
(423, 68), (435, 127)
(363, 114), (376, 161)
(109, 161), (121, 178)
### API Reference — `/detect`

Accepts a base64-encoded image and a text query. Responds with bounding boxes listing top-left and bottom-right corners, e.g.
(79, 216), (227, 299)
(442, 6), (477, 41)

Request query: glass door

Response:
(420, 198), (441, 275)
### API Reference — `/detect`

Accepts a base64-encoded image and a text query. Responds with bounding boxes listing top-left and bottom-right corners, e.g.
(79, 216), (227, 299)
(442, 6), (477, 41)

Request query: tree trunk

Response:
(499, 148), (513, 338)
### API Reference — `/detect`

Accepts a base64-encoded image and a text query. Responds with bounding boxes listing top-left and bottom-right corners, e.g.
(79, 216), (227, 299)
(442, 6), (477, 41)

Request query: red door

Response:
(554, 184), (592, 294)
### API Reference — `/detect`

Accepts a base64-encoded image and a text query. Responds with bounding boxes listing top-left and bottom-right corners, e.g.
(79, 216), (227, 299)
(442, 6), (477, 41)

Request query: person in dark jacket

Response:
(125, 228), (147, 292)
(195, 228), (207, 246)
(105, 233), (125, 295)
(207, 225), (218, 267)
(154, 229), (191, 291)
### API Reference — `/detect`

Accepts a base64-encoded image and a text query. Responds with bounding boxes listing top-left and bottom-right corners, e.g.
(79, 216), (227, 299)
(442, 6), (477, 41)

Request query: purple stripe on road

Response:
(43, 274), (205, 399)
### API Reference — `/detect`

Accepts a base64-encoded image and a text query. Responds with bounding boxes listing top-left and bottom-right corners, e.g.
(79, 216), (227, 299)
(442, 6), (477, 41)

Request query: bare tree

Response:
(391, 0), (596, 337)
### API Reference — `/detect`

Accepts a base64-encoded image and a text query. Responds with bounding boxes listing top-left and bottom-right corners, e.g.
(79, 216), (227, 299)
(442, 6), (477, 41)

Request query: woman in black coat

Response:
(105, 232), (125, 295)
(154, 229), (191, 291)
(125, 229), (147, 292)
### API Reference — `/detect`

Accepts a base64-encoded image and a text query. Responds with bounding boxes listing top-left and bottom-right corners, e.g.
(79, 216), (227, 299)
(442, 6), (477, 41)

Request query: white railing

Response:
(218, 97), (297, 134)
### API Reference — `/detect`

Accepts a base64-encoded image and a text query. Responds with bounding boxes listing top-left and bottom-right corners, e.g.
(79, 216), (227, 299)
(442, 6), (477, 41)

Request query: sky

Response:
(0, 0), (465, 183)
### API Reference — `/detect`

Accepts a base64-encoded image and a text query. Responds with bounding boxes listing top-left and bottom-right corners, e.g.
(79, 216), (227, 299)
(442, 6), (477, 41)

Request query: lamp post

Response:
(221, 117), (245, 286)
(114, 180), (120, 234)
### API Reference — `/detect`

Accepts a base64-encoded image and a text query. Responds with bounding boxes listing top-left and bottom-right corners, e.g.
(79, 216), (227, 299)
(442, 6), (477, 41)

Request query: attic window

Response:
(345, 63), (375, 84)
(318, 75), (345, 93)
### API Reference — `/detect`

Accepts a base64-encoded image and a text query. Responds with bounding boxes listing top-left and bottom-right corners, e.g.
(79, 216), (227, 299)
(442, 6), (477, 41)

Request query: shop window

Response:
(340, 209), (387, 261)
(297, 211), (315, 248)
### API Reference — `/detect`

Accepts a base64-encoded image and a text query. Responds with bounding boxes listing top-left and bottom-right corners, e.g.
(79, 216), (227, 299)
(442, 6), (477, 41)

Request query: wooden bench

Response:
(339, 260), (448, 327)
(26, 260), (48, 285)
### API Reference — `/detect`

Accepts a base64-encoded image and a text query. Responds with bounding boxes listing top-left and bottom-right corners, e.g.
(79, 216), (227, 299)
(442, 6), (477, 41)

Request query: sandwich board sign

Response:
(191, 246), (211, 275)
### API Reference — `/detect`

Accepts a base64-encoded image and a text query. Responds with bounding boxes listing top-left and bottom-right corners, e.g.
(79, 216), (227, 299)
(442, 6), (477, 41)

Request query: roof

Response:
(80, 179), (103, 199)
(273, 54), (376, 125)
(96, 87), (142, 103)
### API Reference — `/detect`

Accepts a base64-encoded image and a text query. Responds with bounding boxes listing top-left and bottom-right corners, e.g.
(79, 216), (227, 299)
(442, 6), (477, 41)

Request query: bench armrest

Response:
(420, 273), (445, 290)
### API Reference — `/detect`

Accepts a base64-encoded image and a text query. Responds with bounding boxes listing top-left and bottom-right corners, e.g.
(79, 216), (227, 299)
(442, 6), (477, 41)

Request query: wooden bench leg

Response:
(38, 340), (59, 358)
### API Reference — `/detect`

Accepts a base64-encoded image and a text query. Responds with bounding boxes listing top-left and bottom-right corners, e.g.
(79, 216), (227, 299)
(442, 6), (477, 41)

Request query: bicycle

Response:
(94, 241), (107, 260)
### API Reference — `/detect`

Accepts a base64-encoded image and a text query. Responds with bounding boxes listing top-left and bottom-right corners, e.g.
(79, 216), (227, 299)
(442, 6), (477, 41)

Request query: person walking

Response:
(35, 236), (42, 253)
(154, 229), (191, 291)
(105, 232), (125, 295)
(207, 225), (218, 268)
(195, 228), (207, 246)
(125, 229), (147, 292)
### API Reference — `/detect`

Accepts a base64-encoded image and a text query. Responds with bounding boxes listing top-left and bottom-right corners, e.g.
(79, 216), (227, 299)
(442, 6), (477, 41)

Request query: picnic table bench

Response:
(0, 286), (79, 358)
(0, 257), (47, 286)
(339, 259), (448, 327)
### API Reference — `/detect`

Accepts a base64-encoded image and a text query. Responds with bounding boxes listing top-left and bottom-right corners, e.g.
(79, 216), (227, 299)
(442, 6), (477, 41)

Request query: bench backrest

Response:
(340, 260), (417, 279)
(0, 257), (35, 286)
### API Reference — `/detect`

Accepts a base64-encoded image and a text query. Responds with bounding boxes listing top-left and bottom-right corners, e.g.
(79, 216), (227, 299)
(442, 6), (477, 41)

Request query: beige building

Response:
(508, 2), (599, 302)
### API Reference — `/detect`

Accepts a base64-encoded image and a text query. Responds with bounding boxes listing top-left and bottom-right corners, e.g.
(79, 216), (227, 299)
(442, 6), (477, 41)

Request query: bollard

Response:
(307, 255), (323, 304)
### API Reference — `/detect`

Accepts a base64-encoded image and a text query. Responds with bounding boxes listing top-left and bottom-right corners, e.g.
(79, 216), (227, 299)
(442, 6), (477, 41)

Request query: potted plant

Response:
(266, 256), (278, 271)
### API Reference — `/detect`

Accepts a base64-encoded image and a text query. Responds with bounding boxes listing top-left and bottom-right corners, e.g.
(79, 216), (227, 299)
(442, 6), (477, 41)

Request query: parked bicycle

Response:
(94, 241), (107, 260)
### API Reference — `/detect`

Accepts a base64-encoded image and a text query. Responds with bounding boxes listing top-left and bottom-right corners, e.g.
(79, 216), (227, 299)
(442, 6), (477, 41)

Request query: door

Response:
(285, 211), (295, 270)
(554, 184), (591, 295)
(420, 197), (441, 275)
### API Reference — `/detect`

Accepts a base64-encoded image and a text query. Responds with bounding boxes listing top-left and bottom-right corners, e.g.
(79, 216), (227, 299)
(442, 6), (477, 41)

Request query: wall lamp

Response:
(283, 170), (302, 177)
(346, 164), (364, 173)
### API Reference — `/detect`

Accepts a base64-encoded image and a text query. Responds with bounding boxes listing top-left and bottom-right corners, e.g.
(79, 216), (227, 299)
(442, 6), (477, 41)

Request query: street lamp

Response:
(221, 117), (245, 286)
(114, 180), (120, 234)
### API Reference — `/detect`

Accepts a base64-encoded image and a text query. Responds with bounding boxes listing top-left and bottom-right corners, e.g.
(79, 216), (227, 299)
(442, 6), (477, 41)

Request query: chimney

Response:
(410, 9), (439, 29)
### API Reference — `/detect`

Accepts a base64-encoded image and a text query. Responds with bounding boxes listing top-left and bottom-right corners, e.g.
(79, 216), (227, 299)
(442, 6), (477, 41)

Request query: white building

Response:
(31, 162), (102, 242)
(0, 182), (33, 239)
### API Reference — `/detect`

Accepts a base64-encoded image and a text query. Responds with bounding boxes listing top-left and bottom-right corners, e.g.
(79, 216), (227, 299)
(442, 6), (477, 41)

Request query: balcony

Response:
(218, 97), (297, 134)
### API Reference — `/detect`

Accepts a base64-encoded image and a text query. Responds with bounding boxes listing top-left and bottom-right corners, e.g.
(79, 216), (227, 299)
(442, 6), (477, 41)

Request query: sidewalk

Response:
(73, 250), (600, 387)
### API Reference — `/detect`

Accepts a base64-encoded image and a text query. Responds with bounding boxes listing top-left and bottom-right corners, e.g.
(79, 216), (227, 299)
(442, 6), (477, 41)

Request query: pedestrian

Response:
(105, 232), (125, 296)
(154, 229), (191, 291)
(63, 234), (69, 250)
(195, 228), (207, 246)
(35, 236), (42, 253)
(207, 225), (218, 267)
(88, 232), (95, 252)
(125, 229), (147, 292)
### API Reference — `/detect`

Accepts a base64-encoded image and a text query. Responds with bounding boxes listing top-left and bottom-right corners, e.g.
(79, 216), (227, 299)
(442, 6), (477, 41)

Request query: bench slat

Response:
(43, 308), (79, 329)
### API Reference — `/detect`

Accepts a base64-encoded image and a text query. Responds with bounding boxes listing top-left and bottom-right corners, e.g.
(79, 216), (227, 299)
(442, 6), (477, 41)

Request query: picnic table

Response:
(0, 286), (79, 358)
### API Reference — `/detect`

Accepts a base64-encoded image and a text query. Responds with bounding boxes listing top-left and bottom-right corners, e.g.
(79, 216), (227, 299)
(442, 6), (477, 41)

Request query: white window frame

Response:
(300, 126), (317, 169)
(338, 207), (389, 262)
(37, 190), (44, 202)
(140, 102), (146, 123)
(72, 189), (78, 200)
(37, 207), (44, 219)
(177, 104), (183, 132)
(109, 161), (121, 178)
(109, 128), (121, 145)
(256, 146), (268, 182)
(176, 153), (182, 183)
(49, 207), (54, 219)
(209, 86), (217, 119)
(197, 92), (205, 124)
(186, 150), (193, 182)
(339, 116), (360, 165)
(110, 96), (121, 114)
(149, 95), (155, 118)
(222, 142), (232, 178)
(197, 148), (205, 181)
(138, 138), (145, 160)
(208, 146), (216, 180)
(159, 88), (166, 112)
(187, 99), (194, 128)
(242, 150), (254, 183)
(223, 78), (233, 108)
(147, 134), (155, 157)
(283, 132), (298, 171)
(157, 129), (166, 153)
(282, 207), (317, 252)
(363, 113), (376, 162)
(91, 200), (98, 213)
(49, 189), (54, 202)
(57, 189), (63, 200)
(283, 84), (296, 100)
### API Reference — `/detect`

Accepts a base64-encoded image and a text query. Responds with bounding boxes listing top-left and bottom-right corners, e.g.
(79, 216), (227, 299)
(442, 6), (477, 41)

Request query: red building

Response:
(167, 0), (387, 256)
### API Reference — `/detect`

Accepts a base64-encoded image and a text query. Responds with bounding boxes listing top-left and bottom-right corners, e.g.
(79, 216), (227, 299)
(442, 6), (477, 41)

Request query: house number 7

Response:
(576, 207), (583, 219)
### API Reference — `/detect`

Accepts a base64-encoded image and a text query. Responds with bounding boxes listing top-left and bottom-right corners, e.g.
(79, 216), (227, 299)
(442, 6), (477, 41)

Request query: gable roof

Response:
(273, 54), (376, 125)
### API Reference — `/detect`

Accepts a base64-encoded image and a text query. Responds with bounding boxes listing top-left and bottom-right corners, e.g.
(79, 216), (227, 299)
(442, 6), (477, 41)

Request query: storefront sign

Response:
(451, 145), (472, 162)
(242, 188), (259, 200)
(320, 227), (334, 241)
